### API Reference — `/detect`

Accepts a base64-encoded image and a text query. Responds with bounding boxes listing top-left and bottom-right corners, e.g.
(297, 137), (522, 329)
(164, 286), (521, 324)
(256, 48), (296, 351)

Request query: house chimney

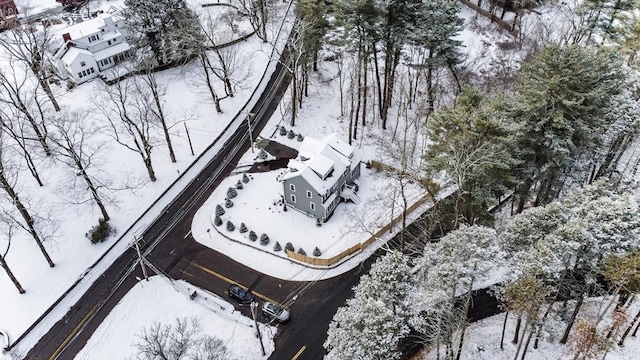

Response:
(62, 33), (71, 42)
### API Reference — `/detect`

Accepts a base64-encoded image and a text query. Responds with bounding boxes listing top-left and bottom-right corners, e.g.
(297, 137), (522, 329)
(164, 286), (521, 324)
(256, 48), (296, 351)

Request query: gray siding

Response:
(283, 177), (325, 219)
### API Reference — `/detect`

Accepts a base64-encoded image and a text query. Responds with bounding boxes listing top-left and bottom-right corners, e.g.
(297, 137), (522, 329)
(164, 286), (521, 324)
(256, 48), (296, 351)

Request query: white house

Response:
(50, 12), (131, 84)
(281, 134), (362, 222)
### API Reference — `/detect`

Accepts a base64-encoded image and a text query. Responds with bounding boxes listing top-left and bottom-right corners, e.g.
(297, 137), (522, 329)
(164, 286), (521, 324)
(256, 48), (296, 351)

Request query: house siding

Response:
(283, 176), (326, 219)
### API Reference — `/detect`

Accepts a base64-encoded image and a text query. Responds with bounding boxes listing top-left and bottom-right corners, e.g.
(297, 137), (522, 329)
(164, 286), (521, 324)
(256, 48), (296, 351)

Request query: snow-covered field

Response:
(75, 276), (275, 360)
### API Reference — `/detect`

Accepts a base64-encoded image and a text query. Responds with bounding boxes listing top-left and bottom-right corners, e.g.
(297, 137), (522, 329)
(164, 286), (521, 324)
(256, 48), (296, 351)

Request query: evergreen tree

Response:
(511, 44), (625, 211)
(325, 251), (414, 360)
(414, 225), (501, 360)
(423, 86), (517, 227)
(123, 0), (203, 65)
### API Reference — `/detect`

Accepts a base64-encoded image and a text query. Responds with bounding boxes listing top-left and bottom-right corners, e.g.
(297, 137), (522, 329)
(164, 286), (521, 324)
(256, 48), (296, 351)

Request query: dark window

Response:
(77, 72), (82, 78)
(290, 194), (296, 203)
(107, 40), (111, 46)
(289, 184), (295, 192)
(90, 67), (95, 73)
(310, 202), (315, 211)
(80, 61), (85, 67)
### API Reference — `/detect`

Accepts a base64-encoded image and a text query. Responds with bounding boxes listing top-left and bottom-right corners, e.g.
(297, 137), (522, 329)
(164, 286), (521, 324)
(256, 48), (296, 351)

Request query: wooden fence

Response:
(286, 190), (434, 267)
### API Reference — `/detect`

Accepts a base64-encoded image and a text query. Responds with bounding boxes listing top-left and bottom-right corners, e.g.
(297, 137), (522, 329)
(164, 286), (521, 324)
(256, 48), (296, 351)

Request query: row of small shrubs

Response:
(278, 126), (304, 142)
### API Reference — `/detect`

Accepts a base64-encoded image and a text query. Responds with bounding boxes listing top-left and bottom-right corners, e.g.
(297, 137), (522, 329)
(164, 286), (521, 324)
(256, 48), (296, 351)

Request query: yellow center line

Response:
(292, 345), (306, 360)
(50, 302), (100, 360)
(190, 262), (285, 308)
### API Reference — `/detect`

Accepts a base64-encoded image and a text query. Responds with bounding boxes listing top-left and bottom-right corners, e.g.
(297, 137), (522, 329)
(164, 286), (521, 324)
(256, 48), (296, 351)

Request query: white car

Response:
(262, 301), (290, 323)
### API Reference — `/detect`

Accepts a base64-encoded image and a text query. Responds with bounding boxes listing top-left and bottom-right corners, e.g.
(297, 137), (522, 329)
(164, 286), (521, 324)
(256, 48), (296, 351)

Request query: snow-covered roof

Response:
(307, 153), (334, 179)
(60, 13), (121, 40)
(94, 42), (130, 61)
(60, 46), (92, 66)
(322, 133), (354, 159)
(282, 134), (356, 195)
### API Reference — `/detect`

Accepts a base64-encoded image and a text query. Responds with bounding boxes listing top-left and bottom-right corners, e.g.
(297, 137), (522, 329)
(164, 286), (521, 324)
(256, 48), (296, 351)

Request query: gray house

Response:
(282, 134), (361, 222)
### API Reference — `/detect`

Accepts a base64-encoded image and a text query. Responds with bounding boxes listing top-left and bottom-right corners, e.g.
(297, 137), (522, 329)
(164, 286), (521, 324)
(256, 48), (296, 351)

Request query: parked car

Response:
(262, 301), (290, 323)
(228, 284), (253, 304)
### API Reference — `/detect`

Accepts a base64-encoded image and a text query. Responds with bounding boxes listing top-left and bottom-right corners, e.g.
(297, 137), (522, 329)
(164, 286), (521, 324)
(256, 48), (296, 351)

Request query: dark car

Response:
(228, 284), (253, 304)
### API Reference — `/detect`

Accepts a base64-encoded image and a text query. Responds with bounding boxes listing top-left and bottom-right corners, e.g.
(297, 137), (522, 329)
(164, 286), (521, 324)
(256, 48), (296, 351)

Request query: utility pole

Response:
(246, 112), (255, 153)
(250, 302), (266, 356)
(134, 236), (149, 281)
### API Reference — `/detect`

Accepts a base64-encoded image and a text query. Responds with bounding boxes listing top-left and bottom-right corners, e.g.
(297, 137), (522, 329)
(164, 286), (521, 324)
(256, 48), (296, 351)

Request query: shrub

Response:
(273, 242), (282, 252)
(239, 223), (248, 233)
(249, 230), (257, 241)
(214, 215), (222, 226)
(226, 221), (235, 232)
(87, 218), (114, 244)
(297, 248), (306, 256)
(313, 247), (322, 257)
(242, 173), (250, 183)
(297, 133), (304, 142)
(287, 129), (295, 139)
(258, 149), (268, 160)
(236, 180), (243, 189)
(279, 126), (287, 136)
(227, 187), (237, 199)
(215, 204), (225, 216)
(260, 233), (269, 245)
(225, 199), (234, 208)
(285, 242), (294, 252)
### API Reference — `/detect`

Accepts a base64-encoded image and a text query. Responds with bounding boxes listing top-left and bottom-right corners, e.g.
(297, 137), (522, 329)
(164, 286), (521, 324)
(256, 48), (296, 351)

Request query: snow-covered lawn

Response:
(74, 276), (275, 360)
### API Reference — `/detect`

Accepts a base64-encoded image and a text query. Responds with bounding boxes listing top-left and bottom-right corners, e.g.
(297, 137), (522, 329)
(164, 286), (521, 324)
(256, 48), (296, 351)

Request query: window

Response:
(289, 184), (295, 192)
(77, 72), (82, 78)
(90, 67), (95, 73)
(290, 194), (296, 203)
(306, 190), (312, 198)
(81, 70), (86, 76)
(80, 61), (86, 67)
(310, 202), (315, 211)
(107, 40), (111, 46)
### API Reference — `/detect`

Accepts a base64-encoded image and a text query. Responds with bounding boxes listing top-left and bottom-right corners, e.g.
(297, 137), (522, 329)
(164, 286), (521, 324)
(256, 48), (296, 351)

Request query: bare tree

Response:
(0, 212), (25, 294)
(239, 0), (269, 42)
(199, 9), (252, 99)
(134, 317), (232, 360)
(0, 133), (54, 267)
(0, 59), (52, 156)
(50, 110), (111, 221)
(0, 10), (60, 111)
(134, 63), (177, 163)
(95, 80), (157, 182)
(0, 106), (44, 186)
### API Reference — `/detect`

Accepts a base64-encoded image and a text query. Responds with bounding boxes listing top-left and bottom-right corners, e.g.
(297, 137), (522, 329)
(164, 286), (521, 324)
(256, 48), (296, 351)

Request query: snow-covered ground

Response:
(420, 297), (640, 360)
(75, 276), (275, 360)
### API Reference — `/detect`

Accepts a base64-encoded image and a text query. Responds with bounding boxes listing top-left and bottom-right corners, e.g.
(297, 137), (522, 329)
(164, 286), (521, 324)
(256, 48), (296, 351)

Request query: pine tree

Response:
(423, 86), (517, 227)
(325, 251), (415, 360)
(123, 0), (203, 65)
(414, 225), (501, 359)
(510, 44), (625, 211)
